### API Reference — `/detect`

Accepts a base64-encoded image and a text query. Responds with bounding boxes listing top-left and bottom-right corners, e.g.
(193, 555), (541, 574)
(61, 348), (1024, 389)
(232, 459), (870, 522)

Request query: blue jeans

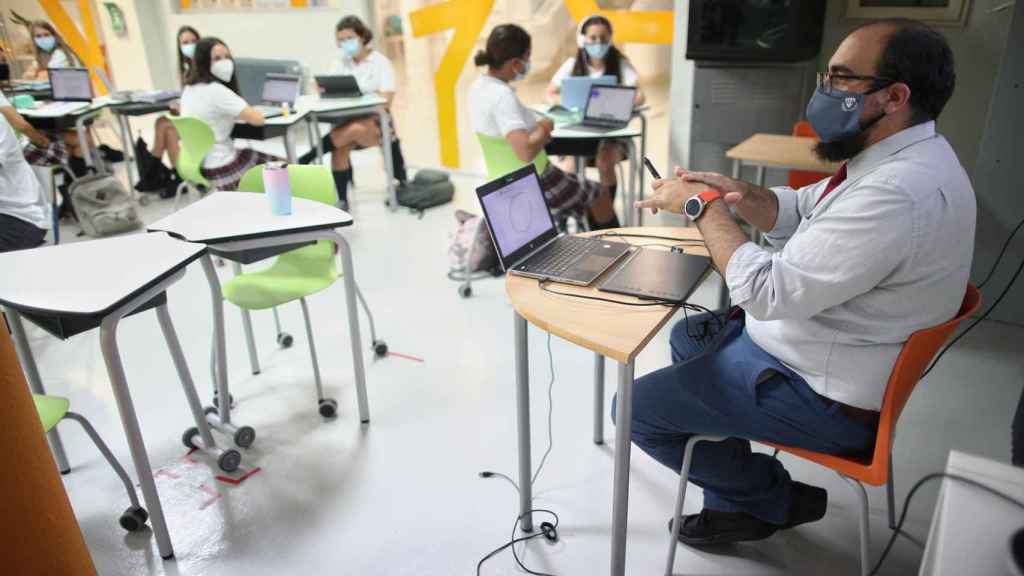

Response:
(612, 313), (875, 524)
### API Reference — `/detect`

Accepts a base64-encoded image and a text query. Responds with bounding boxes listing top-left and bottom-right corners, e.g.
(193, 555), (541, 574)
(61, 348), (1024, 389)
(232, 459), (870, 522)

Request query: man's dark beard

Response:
(814, 130), (869, 162)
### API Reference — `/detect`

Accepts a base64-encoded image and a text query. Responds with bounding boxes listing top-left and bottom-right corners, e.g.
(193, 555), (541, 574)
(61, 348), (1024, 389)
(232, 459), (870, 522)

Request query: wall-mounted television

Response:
(687, 0), (827, 63)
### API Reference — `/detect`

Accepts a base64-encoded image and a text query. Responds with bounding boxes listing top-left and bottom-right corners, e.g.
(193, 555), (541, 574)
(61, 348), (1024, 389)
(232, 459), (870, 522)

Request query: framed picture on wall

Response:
(845, 0), (972, 26)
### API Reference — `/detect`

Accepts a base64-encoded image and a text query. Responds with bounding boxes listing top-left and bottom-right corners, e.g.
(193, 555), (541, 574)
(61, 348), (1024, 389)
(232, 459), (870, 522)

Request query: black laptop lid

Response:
(49, 67), (93, 101)
(582, 84), (635, 126)
(315, 75), (361, 97)
(475, 165), (558, 272)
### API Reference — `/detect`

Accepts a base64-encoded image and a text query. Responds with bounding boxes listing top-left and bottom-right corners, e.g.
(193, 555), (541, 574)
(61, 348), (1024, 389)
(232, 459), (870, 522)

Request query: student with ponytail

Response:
(469, 24), (617, 230)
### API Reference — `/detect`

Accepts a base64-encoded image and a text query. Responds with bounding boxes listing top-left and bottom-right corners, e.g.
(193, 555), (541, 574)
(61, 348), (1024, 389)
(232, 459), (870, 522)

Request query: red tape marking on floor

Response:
(215, 466), (262, 486)
(183, 448), (199, 464)
(386, 351), (424, 363)
(154, 468), (180, 480)
(198, 483), (222, 510)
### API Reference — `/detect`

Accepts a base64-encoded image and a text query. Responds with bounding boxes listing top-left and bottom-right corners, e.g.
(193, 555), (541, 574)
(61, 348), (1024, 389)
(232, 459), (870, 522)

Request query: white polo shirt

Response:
(179, 81), (248, 169)
(550, 56), (638, 88)
(0, 113), (49, 230)
(47, 48), (71, 69)
(468, 74), (537, 138)
(331, 50), (395, 95)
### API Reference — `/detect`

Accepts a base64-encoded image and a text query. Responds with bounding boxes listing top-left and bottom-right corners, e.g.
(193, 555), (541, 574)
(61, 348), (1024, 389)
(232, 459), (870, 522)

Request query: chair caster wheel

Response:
(234, 425), (256, 449)
(459, 284), (472, 298)
(182, 426), (201, 449)
(318, 398), (338, 418)
(204, 406), (218, 416)
(218, 449), (242, 473)
(138, 195), (151, 206)
(119, 506), (149, 532)
(277, 332), (294, 348)
(212, 393), (234, 409)
(372, 340), (388, 358)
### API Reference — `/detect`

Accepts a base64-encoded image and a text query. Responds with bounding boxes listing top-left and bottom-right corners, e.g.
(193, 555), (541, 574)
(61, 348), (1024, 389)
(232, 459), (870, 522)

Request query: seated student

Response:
(470, 24), (617, 230)
(545, 15), (644, 203)
(22, 21), (78, 80)
(0, 89), (51, 149)
(179, 37), (281, 192)
(0, 114), (49, 252)
(623, 20), (972, 545)
(298, 15), (406, 210)
(136, 25), (200, 195)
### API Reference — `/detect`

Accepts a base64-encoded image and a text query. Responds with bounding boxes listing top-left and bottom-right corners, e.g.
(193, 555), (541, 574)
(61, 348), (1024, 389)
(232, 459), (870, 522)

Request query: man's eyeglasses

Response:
(817, 72), (896, 95)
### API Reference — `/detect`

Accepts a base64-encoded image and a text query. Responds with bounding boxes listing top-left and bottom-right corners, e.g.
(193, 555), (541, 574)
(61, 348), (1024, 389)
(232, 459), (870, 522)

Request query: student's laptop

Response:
(476, 165), (633, 286)
(252, 73), (300, 118)
(561, 85), (636, 134)
(314, 75), (362, 99)
(559, 75), (616, 111)
(33, 67), (92, 115)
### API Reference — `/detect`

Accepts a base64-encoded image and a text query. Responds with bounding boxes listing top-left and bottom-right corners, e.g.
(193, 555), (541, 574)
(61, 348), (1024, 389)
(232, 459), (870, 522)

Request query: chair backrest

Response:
(237, 164), (339, 206)
(871, 285), (982, 473)
(167, 116), (214, 186)
(788, 120), (831, 189)
(476, 132), (549, 180)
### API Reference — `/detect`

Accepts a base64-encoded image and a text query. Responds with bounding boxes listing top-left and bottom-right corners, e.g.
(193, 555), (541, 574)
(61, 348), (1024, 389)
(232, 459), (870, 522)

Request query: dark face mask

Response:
(807, 85), (888, 161)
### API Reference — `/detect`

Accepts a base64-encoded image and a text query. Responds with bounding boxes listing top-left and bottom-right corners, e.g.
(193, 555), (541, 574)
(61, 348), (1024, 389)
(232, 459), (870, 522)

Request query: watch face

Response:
(684, 197), (702, 218)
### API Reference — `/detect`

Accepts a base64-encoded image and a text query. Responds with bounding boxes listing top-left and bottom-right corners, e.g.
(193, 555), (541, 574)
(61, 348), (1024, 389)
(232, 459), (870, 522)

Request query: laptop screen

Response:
(50, 68), (93, 101)
(584, 85), (635, 124)
(261, 74), (300, 104)
(477, 166), (557, 266)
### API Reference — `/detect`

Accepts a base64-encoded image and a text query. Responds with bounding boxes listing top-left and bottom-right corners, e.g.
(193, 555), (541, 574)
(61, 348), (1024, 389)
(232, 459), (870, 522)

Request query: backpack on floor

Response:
(448, 209), (500, 277)
(69, 172), (142, 237)
(397, 169), (454, 216)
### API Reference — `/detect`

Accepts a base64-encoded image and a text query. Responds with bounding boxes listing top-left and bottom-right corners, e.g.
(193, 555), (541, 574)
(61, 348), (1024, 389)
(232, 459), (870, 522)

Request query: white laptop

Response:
(252, 73), (300, 118)
(31, 67), (93, 116)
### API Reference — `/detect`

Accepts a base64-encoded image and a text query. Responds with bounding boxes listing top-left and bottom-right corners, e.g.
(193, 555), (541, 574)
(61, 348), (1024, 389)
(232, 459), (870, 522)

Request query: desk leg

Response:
(305, 116), (317, 163)
(75, 115), (102, 173)
(332, 231), (369, 423)
(201, 255), (231, 425)
(6, 308), (71, 474)
(514, 311), (533, 532)
(755, 165), (766, 188)
(98, 314), (174, 560)
(625, 139), (637, 228)
(379, 107), (397, 210)
(593, 353), (604, 445)
(283, 126), (297, 164)
(610, 360), (635, 576)
(313, 115), (325, 165)
(731, 158), (741, 180)
(155, 303), (218, 450)
(116, 114), (138, 196)
(638, 113), (647, 227)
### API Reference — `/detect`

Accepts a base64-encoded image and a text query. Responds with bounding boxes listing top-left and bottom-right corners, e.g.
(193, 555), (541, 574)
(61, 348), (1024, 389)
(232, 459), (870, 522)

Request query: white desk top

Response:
(0, 233), (205, 317)
(296, 94), (386, 114)
(261, 108), (310, 126)
(20, 99), (110, 118)
(148, 191), (353, 244)
(551, 125), (641, 140)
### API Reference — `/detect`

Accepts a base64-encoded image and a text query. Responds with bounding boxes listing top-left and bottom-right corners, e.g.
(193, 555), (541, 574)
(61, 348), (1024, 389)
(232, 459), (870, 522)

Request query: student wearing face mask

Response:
(137, 26), (201, 196)
(22, 20), (79, 81)
(179, 37), (281, 192)
(298, 15), (407, 210)
(545, 15), (644, 208)
(469, 24), (617, 230)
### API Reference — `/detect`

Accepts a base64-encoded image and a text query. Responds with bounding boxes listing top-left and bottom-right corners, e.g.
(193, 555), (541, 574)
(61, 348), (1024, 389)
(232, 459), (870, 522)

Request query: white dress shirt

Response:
(725, 121), (976, 411)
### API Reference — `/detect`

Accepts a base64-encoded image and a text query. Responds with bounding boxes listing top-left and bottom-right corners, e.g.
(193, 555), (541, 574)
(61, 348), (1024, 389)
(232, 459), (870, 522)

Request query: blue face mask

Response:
(340, 38), (361, 59)
(35, 36), (56, 52)
(180, 43), (196, 59)
(584, 43), (610, 60)
(805, 85), (886, 143)
(513, 59), (531, 82)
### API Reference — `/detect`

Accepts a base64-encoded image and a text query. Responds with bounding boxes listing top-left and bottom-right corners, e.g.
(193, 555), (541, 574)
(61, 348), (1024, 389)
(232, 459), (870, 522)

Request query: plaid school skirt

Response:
(201, 147), (281, 191)
(23, 139), (70, 166)
(537, 162), (600, 230)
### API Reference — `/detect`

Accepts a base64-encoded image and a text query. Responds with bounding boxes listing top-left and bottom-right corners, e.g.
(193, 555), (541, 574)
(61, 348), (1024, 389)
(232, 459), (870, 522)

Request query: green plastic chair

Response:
(33, 394), (149, 532)
(476, 132), (549, 179)
(222, 164), (384, 419)
(167, 115), (215, 209)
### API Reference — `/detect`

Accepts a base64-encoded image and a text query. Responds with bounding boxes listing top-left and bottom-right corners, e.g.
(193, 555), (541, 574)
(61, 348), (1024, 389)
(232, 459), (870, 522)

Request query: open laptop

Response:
(559, 75), (616, 111)
(252, 73), (300, 118)
(33, 67), (92, 115)
(314, 75), (362, 99)
(561, 85), (636, 134)
(476, 164), (633, 286)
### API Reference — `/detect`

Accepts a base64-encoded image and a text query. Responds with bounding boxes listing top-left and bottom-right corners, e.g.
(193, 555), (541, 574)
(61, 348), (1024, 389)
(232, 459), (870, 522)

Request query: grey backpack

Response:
(69, 173), (142, 237)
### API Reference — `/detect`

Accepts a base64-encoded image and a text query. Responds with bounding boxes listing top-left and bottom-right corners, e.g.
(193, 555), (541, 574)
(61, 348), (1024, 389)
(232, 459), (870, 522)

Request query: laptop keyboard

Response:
(520, 236), (602, 277)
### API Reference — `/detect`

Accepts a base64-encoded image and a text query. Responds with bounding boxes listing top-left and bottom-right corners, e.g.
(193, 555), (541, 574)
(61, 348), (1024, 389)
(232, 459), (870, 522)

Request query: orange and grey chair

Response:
(665, 285), (981, 576)
(788, 120), (833, 189)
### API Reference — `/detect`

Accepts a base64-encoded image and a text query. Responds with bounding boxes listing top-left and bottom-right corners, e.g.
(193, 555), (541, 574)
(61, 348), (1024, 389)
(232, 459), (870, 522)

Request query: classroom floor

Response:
(22, 77), (1023, 576)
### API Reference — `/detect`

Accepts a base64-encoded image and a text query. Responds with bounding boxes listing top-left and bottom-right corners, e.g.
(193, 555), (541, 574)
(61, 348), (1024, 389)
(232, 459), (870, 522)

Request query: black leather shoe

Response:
(780, 482), (827, 529)
(668, 509), (778, 546)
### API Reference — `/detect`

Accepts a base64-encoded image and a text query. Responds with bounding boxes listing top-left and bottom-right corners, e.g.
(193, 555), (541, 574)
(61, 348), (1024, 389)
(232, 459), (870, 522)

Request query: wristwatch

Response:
(684, 190), (722, 222)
